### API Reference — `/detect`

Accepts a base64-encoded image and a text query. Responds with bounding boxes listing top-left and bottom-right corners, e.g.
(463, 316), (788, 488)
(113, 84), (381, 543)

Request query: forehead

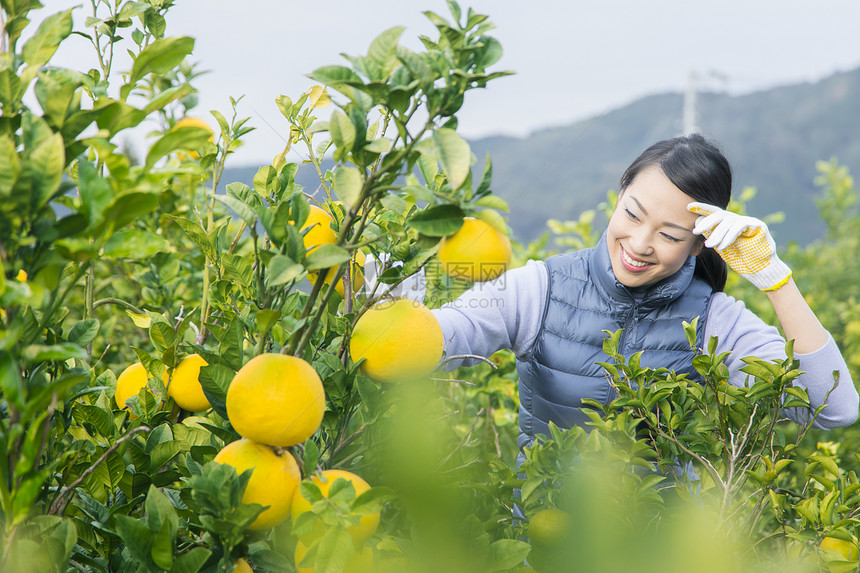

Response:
(622, 166), (698, 224)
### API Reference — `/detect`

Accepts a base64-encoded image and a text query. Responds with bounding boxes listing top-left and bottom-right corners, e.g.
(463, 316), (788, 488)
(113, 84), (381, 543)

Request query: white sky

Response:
(42, 0), (860, 166)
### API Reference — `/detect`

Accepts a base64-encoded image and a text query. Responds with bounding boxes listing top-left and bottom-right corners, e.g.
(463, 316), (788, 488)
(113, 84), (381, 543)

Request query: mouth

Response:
(619, 246), (655, 272)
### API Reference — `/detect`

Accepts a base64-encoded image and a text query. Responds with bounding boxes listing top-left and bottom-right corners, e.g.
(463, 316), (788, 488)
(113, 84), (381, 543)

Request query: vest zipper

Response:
(618, 303), (639, 353)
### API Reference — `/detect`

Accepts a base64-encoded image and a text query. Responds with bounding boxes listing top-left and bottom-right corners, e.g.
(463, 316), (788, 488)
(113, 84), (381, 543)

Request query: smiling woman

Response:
(431, 134), (859, 494)
(608, 166), (705, 288)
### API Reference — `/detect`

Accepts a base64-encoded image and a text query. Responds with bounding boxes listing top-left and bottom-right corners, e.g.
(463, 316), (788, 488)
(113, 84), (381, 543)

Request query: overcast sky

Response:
(46, 0), (860, 166)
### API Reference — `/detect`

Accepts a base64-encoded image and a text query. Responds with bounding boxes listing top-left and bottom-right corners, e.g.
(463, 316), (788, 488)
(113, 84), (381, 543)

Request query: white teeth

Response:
(622, 250), (649, 268)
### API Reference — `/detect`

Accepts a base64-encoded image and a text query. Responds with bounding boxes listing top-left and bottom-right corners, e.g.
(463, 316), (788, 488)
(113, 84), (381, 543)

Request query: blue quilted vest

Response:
(515, 232), (712, 453)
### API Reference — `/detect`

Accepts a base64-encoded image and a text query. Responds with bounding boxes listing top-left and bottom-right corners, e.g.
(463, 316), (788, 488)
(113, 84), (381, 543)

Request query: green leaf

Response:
(34, 68), (84, 129)
(409, 204), (465, 237)
(114, 514), (153, 563)
(474, 209), (508, 236)
(122, 37), (195, 100)
(473, 195), (509, 213)
(397, 46), (435, 86)
(169, 216), (217, 262)
(77, 160), (112, 231)
(305, 244), (350, 270)
(149, 322), (176, 351)
(198, 363), (233, 420)
(432, 128), (471, 190)
(329, 110), (356, 155)
(104, 229), (170, 259)
(94, 98), (147, 135)
(333, 167), (362, 208)
(143, 83), (194, 115)
(218, 317), (245, 372)
(0, 69), (23, 113)
(307, 66), (363, 87)
(267, 255), (304, 287)
(275, 95), (292, 118)
(0, 353), (24, 410)
(365, 26), (405, 81)
(215, 193), (257, 227)
(313, 526), (354, 573)
(21, 343), (88, 362)
(302, 440), (320, 478)
(351, 486), (396, 515)
(487, 539), (531, 572)
(20, 10), (73, 86)
(0, 135), (21, 197)
(170, 547), (211, 573)
(68, 318), (99, 346)
(253, 165), (278, 194)
(145, 126), (213, 170)
(28, 127), (65, 210)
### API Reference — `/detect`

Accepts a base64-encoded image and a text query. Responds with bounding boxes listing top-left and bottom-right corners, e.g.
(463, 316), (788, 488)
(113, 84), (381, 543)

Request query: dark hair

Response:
(619, 134), (732, 292)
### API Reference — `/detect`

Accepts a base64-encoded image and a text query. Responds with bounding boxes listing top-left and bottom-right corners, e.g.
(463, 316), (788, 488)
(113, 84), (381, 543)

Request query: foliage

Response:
(1, 1), (858, 573)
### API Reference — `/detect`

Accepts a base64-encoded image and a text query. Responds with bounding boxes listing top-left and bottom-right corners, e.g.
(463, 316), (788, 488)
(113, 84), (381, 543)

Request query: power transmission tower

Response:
(683, 69), (728, 135)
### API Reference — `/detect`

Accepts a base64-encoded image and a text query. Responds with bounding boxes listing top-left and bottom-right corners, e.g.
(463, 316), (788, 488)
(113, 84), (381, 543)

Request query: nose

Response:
(628, 227), (653, 256)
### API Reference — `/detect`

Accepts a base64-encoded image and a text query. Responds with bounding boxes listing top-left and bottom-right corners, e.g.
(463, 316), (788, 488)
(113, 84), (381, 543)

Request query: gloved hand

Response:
(687, 202), (792, 291)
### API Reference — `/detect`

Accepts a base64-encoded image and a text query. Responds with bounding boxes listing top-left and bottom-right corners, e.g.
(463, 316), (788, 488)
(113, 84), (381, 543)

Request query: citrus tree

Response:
(2, 1), (860, 572)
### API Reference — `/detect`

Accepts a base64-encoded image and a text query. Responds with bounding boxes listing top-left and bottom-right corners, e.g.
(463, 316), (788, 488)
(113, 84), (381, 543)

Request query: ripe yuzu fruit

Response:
(232, 558), (253, 573)
(213, 438), (301, 530)
(115, 363), (167, 410)
(167, 354), (211, 412)
(301, 205), (337, 254)
(294, 540), (373, 573)
(820, 536), (859, 562)
(529, 508), (572, 547)
(226, 353), (325, 447)
(437, 217), (511, 282)
(349, 299), (443, 383)
(290, 469), (380, 545)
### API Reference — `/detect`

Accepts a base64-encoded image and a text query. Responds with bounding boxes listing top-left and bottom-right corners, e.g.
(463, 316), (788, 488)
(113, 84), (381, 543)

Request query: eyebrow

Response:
(628, 195), (694, 233)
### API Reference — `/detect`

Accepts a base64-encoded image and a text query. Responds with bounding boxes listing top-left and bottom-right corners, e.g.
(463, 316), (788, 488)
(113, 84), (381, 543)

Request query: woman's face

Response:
(606, 166), (703, 288)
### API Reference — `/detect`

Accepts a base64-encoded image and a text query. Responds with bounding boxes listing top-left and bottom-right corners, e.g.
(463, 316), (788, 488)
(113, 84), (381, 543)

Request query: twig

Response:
(440, 354), (499, 368)
(48, 426), (151, 516)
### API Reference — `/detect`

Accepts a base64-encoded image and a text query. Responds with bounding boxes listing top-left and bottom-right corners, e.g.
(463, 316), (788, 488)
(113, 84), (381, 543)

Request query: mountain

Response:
(223, 66), (860, 246)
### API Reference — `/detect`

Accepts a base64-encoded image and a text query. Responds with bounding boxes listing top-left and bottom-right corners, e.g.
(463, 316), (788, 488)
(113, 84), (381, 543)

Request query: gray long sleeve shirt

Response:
(432, 259), (860, 430)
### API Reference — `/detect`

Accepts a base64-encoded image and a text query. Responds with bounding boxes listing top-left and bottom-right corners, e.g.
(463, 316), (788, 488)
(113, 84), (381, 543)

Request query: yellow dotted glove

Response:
(688, 202), (791, 291)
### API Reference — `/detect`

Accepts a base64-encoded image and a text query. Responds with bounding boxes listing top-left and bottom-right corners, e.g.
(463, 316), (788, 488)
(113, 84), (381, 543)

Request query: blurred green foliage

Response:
(1, 1), (859, 572)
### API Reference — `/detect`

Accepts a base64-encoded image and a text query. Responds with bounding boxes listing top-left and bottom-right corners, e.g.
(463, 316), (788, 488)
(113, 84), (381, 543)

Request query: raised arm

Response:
(431, 259), (547, 368)
(691, 203), (859, 427)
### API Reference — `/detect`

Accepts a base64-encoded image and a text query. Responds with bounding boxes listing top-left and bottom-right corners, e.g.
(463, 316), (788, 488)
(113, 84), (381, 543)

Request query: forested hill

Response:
(225, 66), (860, 245)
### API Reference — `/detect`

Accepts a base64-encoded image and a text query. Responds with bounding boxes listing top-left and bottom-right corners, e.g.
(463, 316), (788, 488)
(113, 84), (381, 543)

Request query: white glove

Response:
(688, 202), (792, 291)
(363, 253), (426, 303)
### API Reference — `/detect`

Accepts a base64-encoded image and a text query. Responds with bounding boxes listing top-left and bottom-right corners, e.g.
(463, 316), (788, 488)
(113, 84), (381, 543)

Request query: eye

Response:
(624, 208), (638, 221)
(661, 232), (682, 243)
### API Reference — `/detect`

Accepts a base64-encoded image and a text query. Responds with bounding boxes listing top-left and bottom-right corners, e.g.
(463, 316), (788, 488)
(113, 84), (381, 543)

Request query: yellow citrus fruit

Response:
(226, 353), (325, 447)
(310, 250), (366, 298)
(173, 117), (215, 159)
(437, 217), (511, 282)
(301, 205), (337, 254)
(167, 354), (211, 412)
(232, 558), (253, 573)
(115, 363), (167, 410)
(290, 469), (380, 545)
(349, 299), (443, 383)
(529, 508), (571, 547)
(294, 540), (373, 573)
(213, 438), (301, 530)
(820, 536), (859, 562)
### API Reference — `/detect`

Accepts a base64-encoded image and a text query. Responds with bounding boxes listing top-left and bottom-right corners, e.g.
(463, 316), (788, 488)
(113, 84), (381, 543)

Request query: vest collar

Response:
(591, 231), (696, 310)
